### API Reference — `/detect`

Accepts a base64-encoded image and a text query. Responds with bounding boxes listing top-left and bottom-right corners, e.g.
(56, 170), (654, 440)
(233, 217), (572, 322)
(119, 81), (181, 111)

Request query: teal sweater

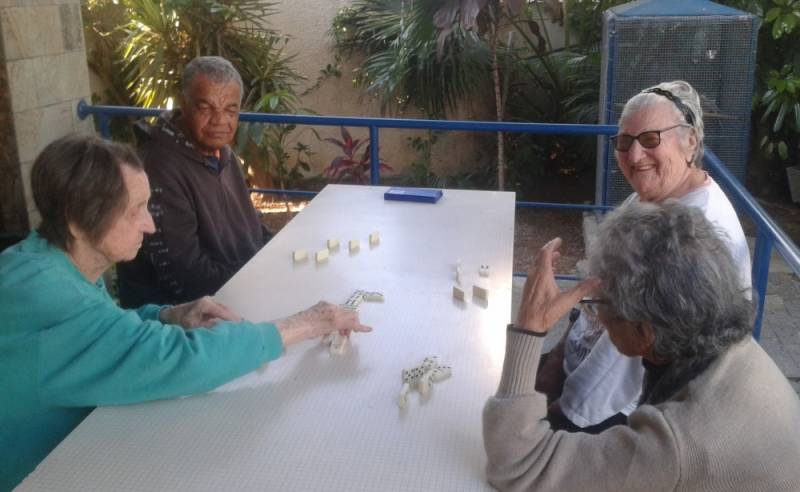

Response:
(0, 232), (284, 490)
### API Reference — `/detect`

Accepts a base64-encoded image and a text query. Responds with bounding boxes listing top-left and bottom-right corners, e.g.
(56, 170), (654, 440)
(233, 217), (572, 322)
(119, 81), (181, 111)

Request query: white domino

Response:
(397, 356), (451, 409)
(349, 239), (360, 253)
(316, 249), (329, 262)
(292, 250), (308, 262)
(327, 238), (339, 250)
(452, 285), (465, 301)
(369, 231), (380, 246)
(362, 291), (384, 302)
(473, 284), (488, 301)
(329, 333), (348, 355)
(479, 264), (490, 277)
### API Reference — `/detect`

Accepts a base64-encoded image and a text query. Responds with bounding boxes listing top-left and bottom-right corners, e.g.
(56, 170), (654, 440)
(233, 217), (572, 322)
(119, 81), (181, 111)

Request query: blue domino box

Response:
(384, 187), (443, 204)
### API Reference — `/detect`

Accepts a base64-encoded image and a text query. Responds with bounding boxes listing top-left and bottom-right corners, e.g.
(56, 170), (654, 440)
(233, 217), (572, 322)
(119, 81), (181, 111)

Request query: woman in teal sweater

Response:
(0, 135), (371, 490)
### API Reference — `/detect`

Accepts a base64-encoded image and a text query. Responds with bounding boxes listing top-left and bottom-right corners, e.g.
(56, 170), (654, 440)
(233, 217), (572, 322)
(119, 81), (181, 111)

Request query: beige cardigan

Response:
(483, 332), (800, 491)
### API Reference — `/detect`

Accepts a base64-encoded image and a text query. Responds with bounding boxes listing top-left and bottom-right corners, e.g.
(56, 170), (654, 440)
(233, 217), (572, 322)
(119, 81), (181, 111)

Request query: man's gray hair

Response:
(620, 80), (705, 168)
(589, 201), (752, 374)
(181, 56), (243, 100)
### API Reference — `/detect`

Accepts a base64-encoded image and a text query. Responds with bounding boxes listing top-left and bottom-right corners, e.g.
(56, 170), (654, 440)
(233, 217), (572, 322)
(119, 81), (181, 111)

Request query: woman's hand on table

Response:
(273, 301), (373, 347)
(160, 296), (242, 329)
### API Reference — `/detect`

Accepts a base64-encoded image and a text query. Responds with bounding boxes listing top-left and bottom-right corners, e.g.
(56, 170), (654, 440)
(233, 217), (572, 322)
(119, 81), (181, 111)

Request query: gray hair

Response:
(620, 80), (705, 167)
(589, 201), (752, 401)
(181, 56), (243, 100)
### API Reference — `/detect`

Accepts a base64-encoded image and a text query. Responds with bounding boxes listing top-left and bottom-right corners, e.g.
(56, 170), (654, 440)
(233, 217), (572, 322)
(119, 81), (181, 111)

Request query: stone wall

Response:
(0, 0), (94, 232)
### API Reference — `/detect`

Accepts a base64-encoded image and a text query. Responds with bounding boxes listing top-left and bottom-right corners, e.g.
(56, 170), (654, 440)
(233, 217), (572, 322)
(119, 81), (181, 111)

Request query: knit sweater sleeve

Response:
(35, 275), (284, 407)
(483, 331), (681, 491)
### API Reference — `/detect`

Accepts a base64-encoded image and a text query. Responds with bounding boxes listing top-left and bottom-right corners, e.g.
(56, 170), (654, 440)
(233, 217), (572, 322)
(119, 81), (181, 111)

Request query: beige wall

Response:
(0, 0), (94, 230)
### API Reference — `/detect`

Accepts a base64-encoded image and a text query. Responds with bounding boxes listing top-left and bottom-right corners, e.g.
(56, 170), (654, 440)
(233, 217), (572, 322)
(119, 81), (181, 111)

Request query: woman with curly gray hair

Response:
(483, 201), (800, 491)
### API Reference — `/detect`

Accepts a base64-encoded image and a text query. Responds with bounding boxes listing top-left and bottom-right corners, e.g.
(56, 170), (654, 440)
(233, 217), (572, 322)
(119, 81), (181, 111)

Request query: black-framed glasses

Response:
(610, 124), (691, 152)
(579, 298), (610, 319)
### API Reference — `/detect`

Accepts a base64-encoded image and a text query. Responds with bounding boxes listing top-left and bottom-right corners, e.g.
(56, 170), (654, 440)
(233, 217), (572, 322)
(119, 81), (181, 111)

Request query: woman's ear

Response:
(636, 322), (658, 359)
(685, 129), (698, 164)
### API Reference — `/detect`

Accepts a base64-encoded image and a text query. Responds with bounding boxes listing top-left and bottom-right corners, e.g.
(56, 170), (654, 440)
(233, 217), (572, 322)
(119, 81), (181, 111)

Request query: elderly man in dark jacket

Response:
(118, 56), (271, 307)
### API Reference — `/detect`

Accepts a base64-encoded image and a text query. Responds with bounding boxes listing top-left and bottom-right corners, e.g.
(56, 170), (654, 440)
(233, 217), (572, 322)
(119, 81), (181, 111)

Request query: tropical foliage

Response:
(332, 0), (625, 197)
(332, 1), (490, 117)
(321, 127), (393, 184)
(716, 0), (800, 195)
(83, 0), (305, 188)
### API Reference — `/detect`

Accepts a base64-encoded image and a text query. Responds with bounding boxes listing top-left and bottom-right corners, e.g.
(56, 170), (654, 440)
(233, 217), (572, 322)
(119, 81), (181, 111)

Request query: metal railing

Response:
(77, 100), (800, 338)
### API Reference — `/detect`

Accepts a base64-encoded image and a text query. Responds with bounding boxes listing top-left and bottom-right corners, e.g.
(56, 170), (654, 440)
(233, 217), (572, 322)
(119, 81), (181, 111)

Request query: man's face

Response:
(181, 75), (242, 154)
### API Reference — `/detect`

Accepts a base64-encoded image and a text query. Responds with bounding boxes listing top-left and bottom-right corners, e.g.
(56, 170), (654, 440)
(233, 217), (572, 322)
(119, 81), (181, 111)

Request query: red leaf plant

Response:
(322, 126), (393, 184)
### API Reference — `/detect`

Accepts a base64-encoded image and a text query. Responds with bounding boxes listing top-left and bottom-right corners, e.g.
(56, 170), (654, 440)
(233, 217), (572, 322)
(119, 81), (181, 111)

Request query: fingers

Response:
(535, 237), (561, 272)
(196, 317), (223, 328)
(197, 297), (242, 322)
(335, 307), (372, 333)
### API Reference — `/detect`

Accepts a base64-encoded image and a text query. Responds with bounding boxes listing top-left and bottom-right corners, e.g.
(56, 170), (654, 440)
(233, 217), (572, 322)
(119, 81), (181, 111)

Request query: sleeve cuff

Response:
(256, 322), (285, 361)
(496, 330), (544, 398)
(136, 303), (167, 321)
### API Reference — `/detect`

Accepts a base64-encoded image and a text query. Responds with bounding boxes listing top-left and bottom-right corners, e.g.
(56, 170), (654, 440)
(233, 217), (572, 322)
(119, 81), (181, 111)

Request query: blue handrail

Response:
(703, 149), (800, 338)
(76, 100), (800, 338)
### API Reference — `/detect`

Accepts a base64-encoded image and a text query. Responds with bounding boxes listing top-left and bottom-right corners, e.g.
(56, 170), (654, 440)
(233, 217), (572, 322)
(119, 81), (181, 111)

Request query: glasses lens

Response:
(639, 131), (661, 149)
(613, 135), (634, 151)
(580, 301), (599, 319)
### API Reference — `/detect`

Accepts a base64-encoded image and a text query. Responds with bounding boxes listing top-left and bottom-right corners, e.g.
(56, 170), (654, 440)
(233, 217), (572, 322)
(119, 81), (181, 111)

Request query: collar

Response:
(23, 231), (106, 290)
(138, 110), (232, 172)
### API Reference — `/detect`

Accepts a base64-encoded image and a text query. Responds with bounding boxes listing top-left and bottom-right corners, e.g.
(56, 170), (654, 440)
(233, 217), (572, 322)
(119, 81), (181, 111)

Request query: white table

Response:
(19, 184), (517, 491)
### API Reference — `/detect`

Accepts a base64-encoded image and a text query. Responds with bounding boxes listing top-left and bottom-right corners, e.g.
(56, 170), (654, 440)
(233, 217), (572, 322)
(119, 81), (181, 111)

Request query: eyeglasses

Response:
(610, 124), (692, 152)
(579, 298), (610, 320)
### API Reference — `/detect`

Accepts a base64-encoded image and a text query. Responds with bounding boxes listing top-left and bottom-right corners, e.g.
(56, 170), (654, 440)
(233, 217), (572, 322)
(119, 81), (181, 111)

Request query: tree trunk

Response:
(491, 17), (505, 191)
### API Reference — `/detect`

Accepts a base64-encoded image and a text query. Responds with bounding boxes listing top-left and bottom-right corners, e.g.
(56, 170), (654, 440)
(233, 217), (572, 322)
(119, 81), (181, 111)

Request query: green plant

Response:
(757, 0), (800, 167)
(766, 0), (800, 38)
(401, 131), (443, 187)
(83, 0), (305, 188)
(332, 1), (490, 117)
(759, 65), (800, 161)
(321, 127), (393, 184)
(710, 0), (800, 196)
(565, 0), (630, 50)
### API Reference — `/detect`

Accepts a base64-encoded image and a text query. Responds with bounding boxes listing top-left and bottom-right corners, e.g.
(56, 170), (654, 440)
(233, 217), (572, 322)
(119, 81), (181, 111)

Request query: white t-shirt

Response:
(559, 177), (752, 427)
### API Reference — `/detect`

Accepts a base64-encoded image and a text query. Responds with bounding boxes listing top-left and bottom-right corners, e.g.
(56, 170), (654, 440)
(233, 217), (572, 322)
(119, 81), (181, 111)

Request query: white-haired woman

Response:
(483, 201), (800, 490)
(536, 81), (752, 432)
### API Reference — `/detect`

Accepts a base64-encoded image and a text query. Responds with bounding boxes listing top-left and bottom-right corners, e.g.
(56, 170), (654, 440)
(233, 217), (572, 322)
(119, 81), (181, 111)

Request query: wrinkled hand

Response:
(160, 296), (242, 329)
(273, 301), (373, 347)
(516, 238), (600, 334)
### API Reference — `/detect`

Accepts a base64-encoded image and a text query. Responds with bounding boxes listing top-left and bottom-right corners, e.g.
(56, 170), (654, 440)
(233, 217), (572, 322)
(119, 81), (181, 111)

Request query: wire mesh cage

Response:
(596, 0), (760, 205)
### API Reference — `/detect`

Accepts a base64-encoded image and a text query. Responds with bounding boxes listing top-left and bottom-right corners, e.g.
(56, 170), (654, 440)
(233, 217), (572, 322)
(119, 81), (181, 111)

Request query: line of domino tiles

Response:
(292, 232), (380, 264)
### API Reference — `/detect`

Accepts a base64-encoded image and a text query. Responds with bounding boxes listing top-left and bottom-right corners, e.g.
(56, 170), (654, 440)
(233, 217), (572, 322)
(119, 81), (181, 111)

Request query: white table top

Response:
(19, 184), (517, 491)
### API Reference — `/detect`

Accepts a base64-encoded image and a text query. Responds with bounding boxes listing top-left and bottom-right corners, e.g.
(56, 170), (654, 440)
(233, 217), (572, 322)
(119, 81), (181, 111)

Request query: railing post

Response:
(76, 99), (89, 120)
(751, 229), (773, 340)
(370, 126), (380, 185)
(98, 115), (111, 140)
